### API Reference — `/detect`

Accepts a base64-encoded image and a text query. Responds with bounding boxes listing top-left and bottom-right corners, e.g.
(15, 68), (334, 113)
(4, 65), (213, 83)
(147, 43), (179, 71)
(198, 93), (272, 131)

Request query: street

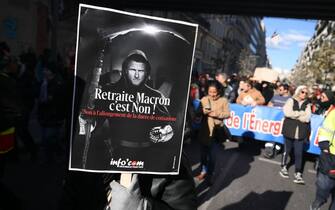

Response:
(184, 139), (327, 210)
(2, 135), (330, 210)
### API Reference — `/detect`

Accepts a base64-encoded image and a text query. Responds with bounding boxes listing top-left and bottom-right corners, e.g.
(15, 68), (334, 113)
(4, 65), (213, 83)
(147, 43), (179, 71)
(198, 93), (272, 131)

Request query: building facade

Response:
(218, 16), (267, 75)
(0, 2), (267, 77)
(292, 20), (335, 87)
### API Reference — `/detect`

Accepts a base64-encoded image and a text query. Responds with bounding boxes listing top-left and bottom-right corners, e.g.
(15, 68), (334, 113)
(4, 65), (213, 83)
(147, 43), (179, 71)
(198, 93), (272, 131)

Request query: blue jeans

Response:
(200, 140), (219, 175)
(312, 172), (335, 210)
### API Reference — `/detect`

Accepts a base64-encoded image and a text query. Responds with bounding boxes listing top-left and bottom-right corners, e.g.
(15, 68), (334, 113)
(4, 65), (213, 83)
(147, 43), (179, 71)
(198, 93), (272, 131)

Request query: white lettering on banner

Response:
(225, 111), (241, 129)
(243, 111), (283, 136)
(219, 104), (325, 155)
(225, 110), (283, 136)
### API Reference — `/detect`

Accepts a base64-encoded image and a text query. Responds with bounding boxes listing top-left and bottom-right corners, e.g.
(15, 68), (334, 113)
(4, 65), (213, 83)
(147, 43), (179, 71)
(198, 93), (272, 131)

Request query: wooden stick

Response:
(120, 173), (132, 188)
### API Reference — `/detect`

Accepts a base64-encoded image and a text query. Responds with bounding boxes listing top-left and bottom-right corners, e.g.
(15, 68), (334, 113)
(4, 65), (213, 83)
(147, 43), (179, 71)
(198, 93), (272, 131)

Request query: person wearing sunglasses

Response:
(279, 85), (311, 184)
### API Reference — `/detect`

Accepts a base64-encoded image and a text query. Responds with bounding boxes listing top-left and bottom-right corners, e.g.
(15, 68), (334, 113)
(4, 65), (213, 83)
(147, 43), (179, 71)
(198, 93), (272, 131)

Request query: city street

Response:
(184, 140), (326, 210)
(2, 132), (330, 210)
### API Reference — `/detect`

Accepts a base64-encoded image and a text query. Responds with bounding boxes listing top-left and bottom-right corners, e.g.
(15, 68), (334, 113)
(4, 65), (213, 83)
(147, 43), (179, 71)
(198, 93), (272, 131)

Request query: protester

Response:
(314, 90), (334, 116)
(0, 41), (22, 210)
(190, 74), (200, 100)
(215, 72), (233, 100)
(237, 78), (246, 96)
(196, 81), (230, 182)
(37, 62), (66, 164)
(280, 85), (311, 184)
(35, 48), (52, 83)
(264, 84), (290, 159)
(198, 74), (208, 99)
(226, 73), (239, 103)
(309, 84), (322, 113)
(15, 55), (38, 161)
(268, 83), (290, 107)
(236, 79), (265, 106)
(259, 81), (275, 105)
(310, 99), (335, 210)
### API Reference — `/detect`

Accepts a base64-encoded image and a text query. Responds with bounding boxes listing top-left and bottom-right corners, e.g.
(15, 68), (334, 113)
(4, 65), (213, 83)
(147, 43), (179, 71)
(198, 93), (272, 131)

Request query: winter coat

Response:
(282, 97), (311, 140)
(198, 95), (230, 145)
(236, 88), (265, 106)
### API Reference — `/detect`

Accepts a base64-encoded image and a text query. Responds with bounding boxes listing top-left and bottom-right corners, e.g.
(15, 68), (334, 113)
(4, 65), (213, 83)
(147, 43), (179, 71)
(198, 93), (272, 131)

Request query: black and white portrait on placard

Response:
(69, 4), (198, 174)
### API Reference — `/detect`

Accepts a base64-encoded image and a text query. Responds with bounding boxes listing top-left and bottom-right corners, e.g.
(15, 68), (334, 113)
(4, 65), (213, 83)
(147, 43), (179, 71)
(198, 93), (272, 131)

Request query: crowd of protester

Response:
(0, 41), (74, 209)
(189, 70), (335, 209)
(1, 39), (335, 209)
(191, 74), (333, 153)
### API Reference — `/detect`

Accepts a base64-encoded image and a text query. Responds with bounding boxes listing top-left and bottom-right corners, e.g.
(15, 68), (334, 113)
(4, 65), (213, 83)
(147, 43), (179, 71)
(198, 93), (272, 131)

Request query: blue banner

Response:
(193, 100), (324, 155)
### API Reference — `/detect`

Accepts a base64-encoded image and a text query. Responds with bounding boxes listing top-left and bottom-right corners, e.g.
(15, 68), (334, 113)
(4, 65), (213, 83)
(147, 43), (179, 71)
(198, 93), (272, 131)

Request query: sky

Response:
(263, 17), (317, 74)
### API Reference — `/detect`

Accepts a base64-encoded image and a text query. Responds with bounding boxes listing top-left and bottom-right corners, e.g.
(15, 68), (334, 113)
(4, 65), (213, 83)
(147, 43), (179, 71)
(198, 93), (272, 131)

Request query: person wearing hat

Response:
(77, 49), (174, 170)
(310, 93), (335, 210)
(314, 90), (335, 116)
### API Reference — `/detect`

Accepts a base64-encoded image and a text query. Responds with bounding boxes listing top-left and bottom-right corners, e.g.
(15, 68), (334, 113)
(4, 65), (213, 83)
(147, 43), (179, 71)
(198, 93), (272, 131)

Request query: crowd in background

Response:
(0, 41), (75, 164)
(1, 39), (335, 209)
(0, 41), (75, 209)
(189, 70), (335, 185)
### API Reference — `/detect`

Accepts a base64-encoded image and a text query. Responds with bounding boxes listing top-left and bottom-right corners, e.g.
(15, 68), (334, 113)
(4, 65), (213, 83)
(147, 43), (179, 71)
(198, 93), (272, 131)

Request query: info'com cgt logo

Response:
(110, 158), (144, 169)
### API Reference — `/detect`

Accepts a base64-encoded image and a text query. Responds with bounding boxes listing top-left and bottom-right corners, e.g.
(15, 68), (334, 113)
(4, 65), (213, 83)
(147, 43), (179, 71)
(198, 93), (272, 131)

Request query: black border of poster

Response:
(69, 4), (198, 174)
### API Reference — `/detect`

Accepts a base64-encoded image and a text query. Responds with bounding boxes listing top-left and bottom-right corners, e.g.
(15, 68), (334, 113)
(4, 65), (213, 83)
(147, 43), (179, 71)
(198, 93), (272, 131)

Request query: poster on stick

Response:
(69, 4), (198, 174)
(253, 67), (279, 83)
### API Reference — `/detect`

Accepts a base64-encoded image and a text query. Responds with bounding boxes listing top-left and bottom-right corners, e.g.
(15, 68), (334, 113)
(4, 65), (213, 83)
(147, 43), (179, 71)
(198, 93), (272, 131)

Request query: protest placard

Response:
(253, 67), (279, 83)
(69, 4), (198, 174)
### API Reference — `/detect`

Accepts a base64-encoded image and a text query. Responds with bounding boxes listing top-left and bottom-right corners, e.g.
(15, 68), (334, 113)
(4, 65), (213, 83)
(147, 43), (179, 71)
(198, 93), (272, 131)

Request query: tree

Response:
(290, 39), (335, 87)
(308, 42), (335, 85)
(237, 48), (255, 76)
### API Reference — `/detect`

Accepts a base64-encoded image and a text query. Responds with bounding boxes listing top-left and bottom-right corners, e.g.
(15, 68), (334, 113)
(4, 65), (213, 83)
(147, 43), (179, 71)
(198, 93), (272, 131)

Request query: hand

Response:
(322, 149), (329, 153)
(208, 112), (216, 117)
(203, 108), (211, 114)
(106, 175), (143, 210)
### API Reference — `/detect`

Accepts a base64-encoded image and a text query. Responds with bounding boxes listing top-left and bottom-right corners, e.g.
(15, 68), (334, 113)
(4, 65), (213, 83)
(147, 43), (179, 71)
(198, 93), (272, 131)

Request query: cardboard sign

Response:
(69, 4), (198, 174)
(253, 67), (279, 83)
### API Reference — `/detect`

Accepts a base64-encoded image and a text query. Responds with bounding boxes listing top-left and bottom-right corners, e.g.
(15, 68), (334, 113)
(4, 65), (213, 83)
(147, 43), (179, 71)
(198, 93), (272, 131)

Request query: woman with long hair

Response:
(196, 81), (230, 182)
